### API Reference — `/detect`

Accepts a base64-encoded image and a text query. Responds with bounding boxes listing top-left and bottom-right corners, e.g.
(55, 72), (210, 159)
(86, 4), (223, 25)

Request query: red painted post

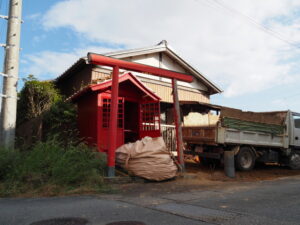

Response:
(86, 53), (194, 172)
(108, 66), (119, 177)
(172, 78), (185, 171)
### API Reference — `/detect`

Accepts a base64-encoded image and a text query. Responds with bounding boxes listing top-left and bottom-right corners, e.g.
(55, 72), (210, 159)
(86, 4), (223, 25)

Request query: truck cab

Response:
(289, 112), (300, 148)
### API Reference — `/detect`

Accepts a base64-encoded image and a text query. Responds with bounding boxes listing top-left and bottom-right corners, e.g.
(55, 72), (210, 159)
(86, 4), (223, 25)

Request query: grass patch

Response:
(0, 139), (110, 197)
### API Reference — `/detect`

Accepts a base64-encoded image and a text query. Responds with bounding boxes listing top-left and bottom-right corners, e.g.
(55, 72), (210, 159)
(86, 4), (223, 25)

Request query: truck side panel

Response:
(219, 128), (285, 148)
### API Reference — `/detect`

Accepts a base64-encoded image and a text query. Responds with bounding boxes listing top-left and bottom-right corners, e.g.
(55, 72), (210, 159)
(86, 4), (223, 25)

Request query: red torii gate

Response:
(88, 53), (194, 177)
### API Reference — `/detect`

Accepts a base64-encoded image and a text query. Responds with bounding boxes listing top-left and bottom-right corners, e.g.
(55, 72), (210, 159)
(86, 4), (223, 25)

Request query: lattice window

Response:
(102, 98), (123, 128)
(141, 102), (160, 131)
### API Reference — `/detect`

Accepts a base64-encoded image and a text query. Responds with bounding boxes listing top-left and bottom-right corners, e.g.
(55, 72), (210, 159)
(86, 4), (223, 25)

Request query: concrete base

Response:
(107, 166), (115, 177)
(224, 151), (235, 178)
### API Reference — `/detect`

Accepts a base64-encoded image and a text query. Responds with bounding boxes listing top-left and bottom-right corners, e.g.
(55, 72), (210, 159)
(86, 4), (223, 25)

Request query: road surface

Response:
(1, 175), (300, 225)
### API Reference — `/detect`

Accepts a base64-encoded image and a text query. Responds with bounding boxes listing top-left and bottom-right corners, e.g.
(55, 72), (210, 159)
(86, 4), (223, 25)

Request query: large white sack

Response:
(116, 136), (178, 181)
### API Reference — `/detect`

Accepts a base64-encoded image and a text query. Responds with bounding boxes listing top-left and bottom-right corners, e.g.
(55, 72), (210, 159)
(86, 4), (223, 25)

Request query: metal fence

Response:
(161, 124), (176, 152)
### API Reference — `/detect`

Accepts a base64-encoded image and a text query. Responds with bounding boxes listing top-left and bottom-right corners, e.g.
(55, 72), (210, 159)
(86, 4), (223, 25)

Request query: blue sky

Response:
(1, 0), (300, 112)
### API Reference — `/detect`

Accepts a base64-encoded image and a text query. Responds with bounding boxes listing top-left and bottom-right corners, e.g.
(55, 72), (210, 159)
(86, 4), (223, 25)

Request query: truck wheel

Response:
(288, 153), (300, 170)
(235, 146), (256, 171)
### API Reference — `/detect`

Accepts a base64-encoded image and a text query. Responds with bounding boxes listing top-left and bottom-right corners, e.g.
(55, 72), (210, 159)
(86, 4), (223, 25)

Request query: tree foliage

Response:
(16, 75), (79, 146)
(43, 101), (79, 145)
(17, 75), (61, 125)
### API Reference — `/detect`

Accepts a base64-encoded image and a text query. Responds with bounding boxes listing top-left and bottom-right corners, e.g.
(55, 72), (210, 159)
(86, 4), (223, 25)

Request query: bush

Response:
(17, 75), (61, 125)
(43, 101), (79, 145)
(0, 139), (107, 196)
(0, 147), (19, 180)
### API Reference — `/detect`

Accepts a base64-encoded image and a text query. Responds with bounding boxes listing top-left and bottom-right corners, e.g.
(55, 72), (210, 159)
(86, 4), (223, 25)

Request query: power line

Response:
(213, 0), (300, 48)
(198, 0), (300, 50)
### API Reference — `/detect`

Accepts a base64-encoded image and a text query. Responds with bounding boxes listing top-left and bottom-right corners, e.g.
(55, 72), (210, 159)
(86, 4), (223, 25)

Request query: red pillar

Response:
(108, 66), (119, 177)
(172, 78), (185, 171)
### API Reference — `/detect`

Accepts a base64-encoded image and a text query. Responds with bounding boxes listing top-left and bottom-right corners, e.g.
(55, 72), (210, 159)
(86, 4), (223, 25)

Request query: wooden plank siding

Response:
(91, 67), (210, 103)
(91, 68), (112, 84)
(57, 65), (94, 97)
(61, 66), (210, 104)
(142, 81), (209, 103)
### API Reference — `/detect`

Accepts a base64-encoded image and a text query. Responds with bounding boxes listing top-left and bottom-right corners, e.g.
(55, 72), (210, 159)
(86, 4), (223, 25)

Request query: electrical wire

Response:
(197, 0), (300, 49)
(212, 0), (300, 48)
(195, 0), (300, 110)
(207, 0), (300, 105)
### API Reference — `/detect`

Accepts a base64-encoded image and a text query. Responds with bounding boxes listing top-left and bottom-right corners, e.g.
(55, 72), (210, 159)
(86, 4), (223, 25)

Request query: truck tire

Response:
(288, 153), (300, 170)
(235, 146), (256, 171)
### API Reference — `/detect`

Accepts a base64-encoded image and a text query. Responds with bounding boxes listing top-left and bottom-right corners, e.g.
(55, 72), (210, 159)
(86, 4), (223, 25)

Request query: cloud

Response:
(39, 0), (300, 96)
(22, 46), (119, 80)
(32, 34), (47, 44)
(26, 13), (41, 20)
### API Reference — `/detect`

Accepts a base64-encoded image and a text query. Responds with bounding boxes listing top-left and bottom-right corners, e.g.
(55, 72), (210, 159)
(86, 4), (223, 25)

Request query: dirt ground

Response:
(185, 160), (300, 181)
(118, 160), (300, 196)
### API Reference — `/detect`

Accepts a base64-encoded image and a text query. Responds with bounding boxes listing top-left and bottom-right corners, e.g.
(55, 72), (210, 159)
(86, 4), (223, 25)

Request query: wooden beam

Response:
(172, 78), (185, 170)
(88, 53), (194, 83)
(107, 66), (119, 177)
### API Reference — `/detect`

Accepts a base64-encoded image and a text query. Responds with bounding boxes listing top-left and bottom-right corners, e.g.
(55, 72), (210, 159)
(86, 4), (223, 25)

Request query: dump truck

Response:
(182, 102), (300, 171)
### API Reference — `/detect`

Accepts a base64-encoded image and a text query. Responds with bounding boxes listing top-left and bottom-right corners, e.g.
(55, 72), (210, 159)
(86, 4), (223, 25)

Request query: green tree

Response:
(17, 75), (61, 125)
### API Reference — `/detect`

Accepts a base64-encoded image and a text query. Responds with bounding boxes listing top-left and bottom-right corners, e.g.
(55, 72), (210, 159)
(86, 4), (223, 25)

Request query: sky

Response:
(1, 0), (300, 112)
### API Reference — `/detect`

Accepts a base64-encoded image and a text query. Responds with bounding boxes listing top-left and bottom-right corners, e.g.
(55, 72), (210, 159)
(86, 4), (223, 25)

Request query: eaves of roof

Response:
(69, 72), (160, 102)
(55, 57), (88, 82)
(104, 44), (222, 94)
(55, 42), (222, 94)
(164, 47), (222, 94)
(105, 44), (167, 59)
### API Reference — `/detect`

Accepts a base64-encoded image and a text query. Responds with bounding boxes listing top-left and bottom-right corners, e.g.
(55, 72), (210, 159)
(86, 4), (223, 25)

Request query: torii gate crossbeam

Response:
(88, 53), (194, 177)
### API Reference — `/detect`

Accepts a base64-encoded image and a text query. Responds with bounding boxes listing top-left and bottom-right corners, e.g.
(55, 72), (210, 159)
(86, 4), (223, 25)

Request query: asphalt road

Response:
(1, 175), (300, 225)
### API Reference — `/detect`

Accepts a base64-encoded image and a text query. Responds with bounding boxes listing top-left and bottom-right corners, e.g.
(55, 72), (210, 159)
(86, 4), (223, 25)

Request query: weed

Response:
(0, 139), (108, 197)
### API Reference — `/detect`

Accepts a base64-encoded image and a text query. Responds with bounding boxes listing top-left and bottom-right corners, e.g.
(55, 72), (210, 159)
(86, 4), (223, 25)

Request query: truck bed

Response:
(182, 105), (288, 149)
(182, 126), (217, 145)
(218, 127), (285, 147)
(182, 126), (286, 148)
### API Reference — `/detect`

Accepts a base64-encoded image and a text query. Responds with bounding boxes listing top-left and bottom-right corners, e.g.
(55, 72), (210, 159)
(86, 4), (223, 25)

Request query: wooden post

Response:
(107, 66), (119, 177)
(172, 78), (185, 171)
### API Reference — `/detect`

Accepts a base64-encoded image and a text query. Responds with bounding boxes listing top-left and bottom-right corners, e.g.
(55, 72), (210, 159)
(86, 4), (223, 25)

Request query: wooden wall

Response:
(56, 65), (93, 97)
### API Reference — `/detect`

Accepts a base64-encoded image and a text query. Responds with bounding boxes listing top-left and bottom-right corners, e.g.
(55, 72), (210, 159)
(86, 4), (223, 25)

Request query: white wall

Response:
(122, 53), (208, 92)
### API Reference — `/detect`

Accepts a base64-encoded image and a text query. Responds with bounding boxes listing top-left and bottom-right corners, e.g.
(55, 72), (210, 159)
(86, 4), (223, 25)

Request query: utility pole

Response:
(0, 0), (22, 148)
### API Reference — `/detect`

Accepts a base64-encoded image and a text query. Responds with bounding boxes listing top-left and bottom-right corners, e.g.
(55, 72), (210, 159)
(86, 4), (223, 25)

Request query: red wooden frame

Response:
(139, 101), (161, 139)
(87, 53), (193, 176)
(98, 94), (124, 153)
(88, 53), (194, 83)
(72, 72), (162, 176)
